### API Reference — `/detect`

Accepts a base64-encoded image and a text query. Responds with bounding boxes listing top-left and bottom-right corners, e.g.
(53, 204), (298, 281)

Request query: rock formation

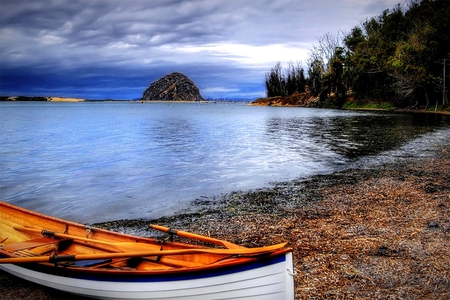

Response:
(142, 72), (204, 101)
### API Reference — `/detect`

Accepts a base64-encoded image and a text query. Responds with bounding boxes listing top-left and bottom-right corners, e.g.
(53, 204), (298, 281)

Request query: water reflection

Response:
(265, 112), (450, 160)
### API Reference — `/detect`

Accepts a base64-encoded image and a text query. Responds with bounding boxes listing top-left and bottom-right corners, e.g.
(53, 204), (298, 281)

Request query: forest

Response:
(264, 0), (450, 110)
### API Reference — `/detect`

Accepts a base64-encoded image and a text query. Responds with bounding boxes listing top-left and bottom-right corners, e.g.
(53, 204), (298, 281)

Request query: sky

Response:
(0, 0), (403, 100)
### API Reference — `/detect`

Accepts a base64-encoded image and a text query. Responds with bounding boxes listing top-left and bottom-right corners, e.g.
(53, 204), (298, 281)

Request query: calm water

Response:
(1, 101), (449, 223)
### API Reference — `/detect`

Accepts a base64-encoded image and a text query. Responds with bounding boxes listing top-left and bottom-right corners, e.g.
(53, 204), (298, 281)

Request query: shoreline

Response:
(2, 96), (448, 114)
(1, 141), (450, 299)
(347, 107), (450, 115)
(250, 94), (450, 115)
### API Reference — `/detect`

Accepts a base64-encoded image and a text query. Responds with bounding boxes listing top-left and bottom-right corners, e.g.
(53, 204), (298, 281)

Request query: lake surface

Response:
(1, 101), (449, 223)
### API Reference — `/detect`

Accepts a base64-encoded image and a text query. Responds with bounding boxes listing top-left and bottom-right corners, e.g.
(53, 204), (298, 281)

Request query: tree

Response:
(317, 47), (347, 107)
(265, 62), (285, 97)
(286, 61), (306, 95)
(264, 61), (306, 97)
(305, 32), (345, 98)
(387, 23), (436, 107)
(307, 59), (325, 96)
(344, 27), (365, 53)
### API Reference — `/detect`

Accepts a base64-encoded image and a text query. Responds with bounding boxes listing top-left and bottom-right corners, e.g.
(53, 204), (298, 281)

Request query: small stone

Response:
(427, 221), (439, 229)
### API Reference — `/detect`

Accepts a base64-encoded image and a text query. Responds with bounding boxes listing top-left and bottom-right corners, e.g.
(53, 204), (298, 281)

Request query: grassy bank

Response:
(343, 99), (450, 114)
(342, 100), (394, 110)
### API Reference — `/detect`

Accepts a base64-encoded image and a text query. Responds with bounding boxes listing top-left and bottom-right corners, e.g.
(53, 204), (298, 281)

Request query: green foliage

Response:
(344, 27), (365, 52)
(343, 100), (394, 110)
(347, 0), (450, 108)
(15, 96), (48, 101)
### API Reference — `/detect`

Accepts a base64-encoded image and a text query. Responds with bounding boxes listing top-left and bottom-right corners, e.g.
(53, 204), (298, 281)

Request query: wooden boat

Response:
(0, 201), (295, 299)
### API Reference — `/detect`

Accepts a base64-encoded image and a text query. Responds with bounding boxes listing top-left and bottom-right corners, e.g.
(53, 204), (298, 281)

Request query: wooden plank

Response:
(135, 260), (174, 270)
(158, 257), (208, 268)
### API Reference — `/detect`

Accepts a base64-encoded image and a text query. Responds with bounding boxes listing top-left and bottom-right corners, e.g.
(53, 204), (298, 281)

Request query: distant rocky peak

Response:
(142, 72), (204, 101)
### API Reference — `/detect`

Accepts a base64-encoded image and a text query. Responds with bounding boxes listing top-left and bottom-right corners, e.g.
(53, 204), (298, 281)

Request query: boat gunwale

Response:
(1, 250), (290, 281)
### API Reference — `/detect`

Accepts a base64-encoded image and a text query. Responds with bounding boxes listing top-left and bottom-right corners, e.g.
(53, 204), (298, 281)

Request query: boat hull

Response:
(1, 251), (294, 299)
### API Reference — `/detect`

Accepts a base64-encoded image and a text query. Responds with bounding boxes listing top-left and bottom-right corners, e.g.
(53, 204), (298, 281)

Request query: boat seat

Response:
(1, 237), (62, 252)
(134, 260), (173, 270)
(158, 257), (208, 268)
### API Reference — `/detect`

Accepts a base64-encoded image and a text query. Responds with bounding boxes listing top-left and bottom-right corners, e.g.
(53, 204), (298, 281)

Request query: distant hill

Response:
(142, 72), (204, 101)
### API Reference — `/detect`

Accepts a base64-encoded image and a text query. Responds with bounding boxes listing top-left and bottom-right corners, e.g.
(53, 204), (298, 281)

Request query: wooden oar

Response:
(13, 226), (161, 253)
(150, 224), (244, 249)
(0, 242), (288, 264)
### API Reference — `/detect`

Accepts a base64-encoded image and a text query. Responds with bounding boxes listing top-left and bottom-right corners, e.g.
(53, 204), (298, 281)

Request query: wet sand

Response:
(1, 143), (449, 299)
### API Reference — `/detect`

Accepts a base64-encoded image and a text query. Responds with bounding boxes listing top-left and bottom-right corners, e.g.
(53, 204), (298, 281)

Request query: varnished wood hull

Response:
(0, 201), (295, 299)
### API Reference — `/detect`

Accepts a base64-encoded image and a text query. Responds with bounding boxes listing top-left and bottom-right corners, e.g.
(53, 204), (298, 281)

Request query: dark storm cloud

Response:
(0, 0), (401, 99)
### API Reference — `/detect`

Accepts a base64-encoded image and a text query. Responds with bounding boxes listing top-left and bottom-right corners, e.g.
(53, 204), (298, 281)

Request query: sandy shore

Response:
(1, 141), (449, 299)
(47, 97), (86, 102)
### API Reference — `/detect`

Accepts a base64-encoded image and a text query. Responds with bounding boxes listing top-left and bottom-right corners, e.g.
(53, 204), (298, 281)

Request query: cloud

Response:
(363, 0), (403, 14)
(0, 0), (402, 99)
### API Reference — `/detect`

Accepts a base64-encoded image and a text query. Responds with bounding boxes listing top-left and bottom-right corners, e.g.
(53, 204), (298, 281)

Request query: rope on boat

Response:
(85, 226), (92, 238)
(287, 267), (298, 276)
